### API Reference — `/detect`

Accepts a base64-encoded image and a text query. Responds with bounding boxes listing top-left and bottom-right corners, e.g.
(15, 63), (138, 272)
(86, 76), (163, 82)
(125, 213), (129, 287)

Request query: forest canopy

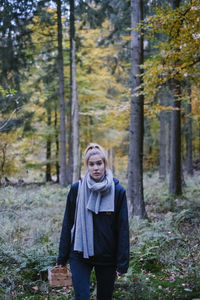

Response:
(0, 0), (199, 193)
(1, 1), (200, 299)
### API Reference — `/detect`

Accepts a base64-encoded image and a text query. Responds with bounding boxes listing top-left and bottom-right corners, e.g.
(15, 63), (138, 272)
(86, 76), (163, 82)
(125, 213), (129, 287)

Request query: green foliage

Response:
(114, 212), (200, 298)
(142, 0), (200, 101)
(0, 87), (17, 97)
(112, 173), (200, 299)
(0, 184), (70, 298)
(1, 1), (200, 179)
(0, 174), (200, 299)
(77, 18), (129, 150)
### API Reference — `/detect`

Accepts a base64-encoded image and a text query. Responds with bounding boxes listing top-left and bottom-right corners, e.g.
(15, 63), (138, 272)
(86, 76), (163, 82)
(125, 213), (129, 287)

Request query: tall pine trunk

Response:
(54, 104), (60, 183)
(68, 0), (80, 183)
(169, 0), (182, 195)
(56, 0), (67, 186)
(127, 0), (147, 218)
(169, 80), (182, 194)
(186, 86), (193, 175)
(46, 105), (52, 182)
(159, 88), (167, 181)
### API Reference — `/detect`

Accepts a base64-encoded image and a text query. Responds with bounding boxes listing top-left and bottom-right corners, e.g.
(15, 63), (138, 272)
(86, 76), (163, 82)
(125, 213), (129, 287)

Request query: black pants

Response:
(69, 257), (116, 300)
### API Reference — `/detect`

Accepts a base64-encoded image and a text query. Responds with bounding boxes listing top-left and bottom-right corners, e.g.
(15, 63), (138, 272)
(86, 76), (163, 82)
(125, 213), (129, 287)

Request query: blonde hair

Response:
(84, 143), (108, 170)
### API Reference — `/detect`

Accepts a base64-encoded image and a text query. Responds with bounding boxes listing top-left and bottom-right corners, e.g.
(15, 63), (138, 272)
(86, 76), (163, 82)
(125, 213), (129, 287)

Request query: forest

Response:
(0, 0), (200, 299)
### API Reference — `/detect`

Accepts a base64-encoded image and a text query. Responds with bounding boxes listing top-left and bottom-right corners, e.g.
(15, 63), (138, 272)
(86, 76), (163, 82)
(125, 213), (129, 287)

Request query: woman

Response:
(57, 143), (129, 300)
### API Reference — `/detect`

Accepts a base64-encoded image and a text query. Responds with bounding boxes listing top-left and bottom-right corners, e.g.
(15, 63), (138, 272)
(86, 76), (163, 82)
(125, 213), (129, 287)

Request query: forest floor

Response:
(0, 172), (200, 299)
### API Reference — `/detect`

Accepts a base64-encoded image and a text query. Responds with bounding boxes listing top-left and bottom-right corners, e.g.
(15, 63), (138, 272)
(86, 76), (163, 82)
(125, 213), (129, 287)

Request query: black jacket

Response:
(57, 178), (129, 274)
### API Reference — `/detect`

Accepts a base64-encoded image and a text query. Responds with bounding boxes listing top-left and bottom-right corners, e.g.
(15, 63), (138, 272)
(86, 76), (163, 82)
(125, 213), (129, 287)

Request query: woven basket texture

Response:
(48, 266), (72, 287)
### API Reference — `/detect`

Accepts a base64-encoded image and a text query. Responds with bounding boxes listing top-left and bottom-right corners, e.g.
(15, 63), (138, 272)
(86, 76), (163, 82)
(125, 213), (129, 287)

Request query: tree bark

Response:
(159, 89), (167, 181)
(46, 105), (52, 182)
(186, 86), (193, 175)
(169, 0), (182, 195)
(171, 0), (181, 9)
(56, 0), (67, 186)
(68, 0), (80, 183)
(167, 119), (171, 174)
(169, 80), (182, 195)
(127, 0), (147, 218)
(199, 121), (200, 161)
(54, 104), (60, 183)
(0, 143), (7, 179)
(108, 147), (115, 175)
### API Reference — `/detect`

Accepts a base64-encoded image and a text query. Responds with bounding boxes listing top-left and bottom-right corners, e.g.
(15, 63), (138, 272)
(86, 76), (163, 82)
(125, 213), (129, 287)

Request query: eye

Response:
(88, 162), (94, 167)
(97, 161), (103, 166)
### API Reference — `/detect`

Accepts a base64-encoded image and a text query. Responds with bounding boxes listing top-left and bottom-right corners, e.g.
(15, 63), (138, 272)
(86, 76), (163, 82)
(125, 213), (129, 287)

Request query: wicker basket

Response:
(48, 266), (72, 287)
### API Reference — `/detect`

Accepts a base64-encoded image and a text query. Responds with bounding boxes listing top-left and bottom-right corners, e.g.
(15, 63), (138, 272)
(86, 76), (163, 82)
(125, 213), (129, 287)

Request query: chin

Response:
(92, 176), (101, 182)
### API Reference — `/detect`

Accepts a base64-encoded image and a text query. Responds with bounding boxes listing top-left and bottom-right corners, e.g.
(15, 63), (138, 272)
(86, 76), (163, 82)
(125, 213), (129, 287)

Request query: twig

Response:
(0, 102), (22, 131)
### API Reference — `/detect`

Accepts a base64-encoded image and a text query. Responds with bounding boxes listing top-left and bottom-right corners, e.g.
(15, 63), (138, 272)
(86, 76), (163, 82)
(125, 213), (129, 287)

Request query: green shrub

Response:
(0, 173), (200, 299)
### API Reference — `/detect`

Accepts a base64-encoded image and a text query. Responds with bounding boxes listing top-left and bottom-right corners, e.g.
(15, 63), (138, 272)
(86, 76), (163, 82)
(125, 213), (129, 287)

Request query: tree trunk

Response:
(127, 0), (147, 218)
(169, 0), (182, 195)
(159, 89), (167, 181)
(186, 86), (193, 175)
(56, 0), (67, 186)
(169, 80), (182, 195)
(68, 0), (80, 183)
(0, 143), (7, 179)
(108, 148), (115, 175)
(46, 106), (52, 182)
(54, 105), (60, 183)
(171, 0), (181, 9)
(199, 121), (200, 161)
(167, 118), (171, 174)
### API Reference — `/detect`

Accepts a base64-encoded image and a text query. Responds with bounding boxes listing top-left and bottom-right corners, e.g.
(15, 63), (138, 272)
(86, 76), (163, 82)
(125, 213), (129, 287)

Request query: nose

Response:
(93, 163), (98, 170)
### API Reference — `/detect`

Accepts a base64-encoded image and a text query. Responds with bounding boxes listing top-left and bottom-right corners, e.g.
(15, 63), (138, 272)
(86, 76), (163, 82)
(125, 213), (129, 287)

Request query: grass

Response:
(0, 184), (70, 299)
(0, 173), (200, 299)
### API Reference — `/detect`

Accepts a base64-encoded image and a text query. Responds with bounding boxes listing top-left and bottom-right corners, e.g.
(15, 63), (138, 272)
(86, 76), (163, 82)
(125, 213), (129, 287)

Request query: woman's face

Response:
(87, 154), (105, 181)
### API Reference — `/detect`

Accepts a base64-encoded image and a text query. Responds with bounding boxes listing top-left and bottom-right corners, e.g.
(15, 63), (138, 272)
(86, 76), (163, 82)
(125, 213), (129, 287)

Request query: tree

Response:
(0, 0), (38, 181)
(56, 0), (67, 186)
(0, 0), (36, 134)
(158, 87), (171, 180)
(68, 0), (80, 183)
(169, 80), (182, 195)
(45, 101), (52, 182)
(54, 103), (60, 182)
(168, 0), (182, 195)
(72, 17), (129, 152)
(142, 0), (200, 194)
(27, 7), (62, 182)
(127, 0), (147, 218)
(185, 84), (193, 175)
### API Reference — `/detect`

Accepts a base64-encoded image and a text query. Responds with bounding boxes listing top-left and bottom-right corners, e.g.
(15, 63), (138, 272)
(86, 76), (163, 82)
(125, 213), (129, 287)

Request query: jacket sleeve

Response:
(57, 184), (77, 265)
(116, 189), (130, 274)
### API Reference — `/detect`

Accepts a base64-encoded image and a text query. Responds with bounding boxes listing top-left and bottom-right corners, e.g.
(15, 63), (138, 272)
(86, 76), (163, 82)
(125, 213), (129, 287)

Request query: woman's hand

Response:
(56, 263), (65, 268)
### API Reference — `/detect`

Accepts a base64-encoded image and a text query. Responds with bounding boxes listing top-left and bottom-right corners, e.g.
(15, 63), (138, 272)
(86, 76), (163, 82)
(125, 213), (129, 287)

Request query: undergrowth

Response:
(0, 173), (200, 299)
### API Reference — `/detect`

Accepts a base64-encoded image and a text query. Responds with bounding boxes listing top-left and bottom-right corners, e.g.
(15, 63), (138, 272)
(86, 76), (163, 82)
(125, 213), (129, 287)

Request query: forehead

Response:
(88, 154), (103, 163)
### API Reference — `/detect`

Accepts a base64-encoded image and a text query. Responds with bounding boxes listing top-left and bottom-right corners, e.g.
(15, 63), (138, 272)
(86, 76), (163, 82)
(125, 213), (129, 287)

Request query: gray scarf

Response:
(72, 169), (115, 258)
